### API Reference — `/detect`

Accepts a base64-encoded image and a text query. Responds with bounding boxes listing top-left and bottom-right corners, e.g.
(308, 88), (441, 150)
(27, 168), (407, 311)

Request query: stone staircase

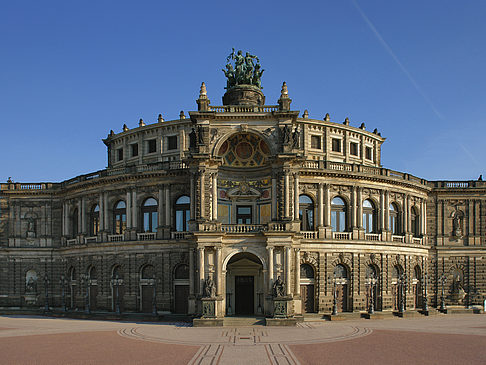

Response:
(223, 316), (266, 326)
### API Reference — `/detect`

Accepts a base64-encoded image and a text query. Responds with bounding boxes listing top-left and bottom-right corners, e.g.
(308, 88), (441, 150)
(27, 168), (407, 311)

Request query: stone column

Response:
(81, 197), (86, 234)
(295, 248), (300, 295)
(126, 190), (132, 229)
(165, 185), (171, 226)
(62, 202), (67, 236)
(216, 247), (222, 296)
(385, 190), (390, 231)
(404, 195), (409, 233)
(200, 171), (205, 219)
(318, 183), (324, 227)
(99, 192), (104, 231)
(379, 190), (385, 231)
(212, 173), (218, 221)
(157, 187), (164, 227)
(77, 200), (82, 235)
(198, 247), (205, 295)
(357, 187), (363, 228)
(103, 193), (109, 232)
(324, 184), (331, 227)
(267, 247), (274, 292)
(421, 199), (426, 236)
(351, 186), (357, 228)
(271, 176), (277, 220)
(285, 246), (291, 296)
(293, 173), (299, 221)
(190, 174), (195, 220)
(132, 190), (137, 231)
(189, 248), (194, 296)
(284, 172), (290, 219)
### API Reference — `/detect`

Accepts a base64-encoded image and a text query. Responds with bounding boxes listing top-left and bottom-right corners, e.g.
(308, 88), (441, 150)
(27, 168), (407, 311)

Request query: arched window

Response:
(299, 194), (314, 231)
(142, 198), (158, 233)
(88, 266), (97, 280)
(69, 267), (76, 281)
(174, 264), (189, 280)
(331, 197), (347, 232)
(89, 205), (100, 236)
(113, 201), (126, 234)
(392, 265), (402, 280)
(300, 263), (315, 279)
(389, 203), (400, 235)
(411, 206), (419, 237)
(334, 264), (348, 279)
(141, 265), (155, 280)
(112, 265), (123, 279)
(366, 265), (377, 279)
(72, 208), (78, 238)
(363, 199), (376, 233)
(175, 196), (190, 232)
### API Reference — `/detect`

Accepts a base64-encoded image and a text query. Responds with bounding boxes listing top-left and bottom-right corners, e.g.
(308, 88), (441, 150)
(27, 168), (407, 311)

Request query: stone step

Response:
(223, 317), (265, 326)
(323, 312), (362, 321)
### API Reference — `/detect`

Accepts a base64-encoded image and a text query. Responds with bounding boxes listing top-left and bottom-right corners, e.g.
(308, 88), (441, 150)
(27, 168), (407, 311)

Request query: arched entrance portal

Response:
(225, 252), (264, 316)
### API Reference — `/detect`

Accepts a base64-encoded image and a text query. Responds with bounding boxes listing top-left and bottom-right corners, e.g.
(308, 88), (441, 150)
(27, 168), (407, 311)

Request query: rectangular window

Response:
(310, 135), (321, 150)
(147, 139), (156, 153)
(167, 136), (178, 150)
(350, 142), (359, 156)
(365, 146), (373, 160)
(236, 206), (252, 224)
(332, 138), (341, 152)
(117, 148), (124, 161)
(131, 143), (138, 157)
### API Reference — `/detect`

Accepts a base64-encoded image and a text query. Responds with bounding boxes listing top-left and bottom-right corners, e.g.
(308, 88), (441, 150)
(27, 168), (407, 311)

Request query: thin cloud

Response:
(352, 0), (444, 120)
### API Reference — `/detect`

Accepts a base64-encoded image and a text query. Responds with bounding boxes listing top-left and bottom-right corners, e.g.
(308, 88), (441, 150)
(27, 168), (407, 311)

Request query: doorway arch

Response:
(224, 252), (264, 316)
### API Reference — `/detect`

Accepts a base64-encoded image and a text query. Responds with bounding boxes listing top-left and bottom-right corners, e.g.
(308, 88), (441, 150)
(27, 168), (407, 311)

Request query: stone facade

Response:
(0, 77), (485, 319)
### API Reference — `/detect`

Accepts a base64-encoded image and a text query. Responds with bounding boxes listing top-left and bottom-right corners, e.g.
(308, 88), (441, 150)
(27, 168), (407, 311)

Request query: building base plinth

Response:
(265, 318), (297, 326)
(193, 318), (224, 327)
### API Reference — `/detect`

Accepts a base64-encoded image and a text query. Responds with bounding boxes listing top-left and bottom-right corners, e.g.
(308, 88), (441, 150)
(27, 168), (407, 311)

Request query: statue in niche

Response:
(26, 216), (36, 238)
(451, 209), (463, 238)
(25, 276), (37, 295)
(203, 276), (216, 298)
(197, 125), (204, 145)
(281, 125), (291, 145)
(189, 128), (197, 149)
(273, 276), (285, 297)
(292, 127), (300, 149)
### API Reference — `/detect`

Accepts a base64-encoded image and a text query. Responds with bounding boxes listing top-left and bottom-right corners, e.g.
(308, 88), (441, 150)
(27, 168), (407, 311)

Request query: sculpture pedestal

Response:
(266, 297), (296, 326)
(222, 85), (265, 106)
(193, 298), (224, 327)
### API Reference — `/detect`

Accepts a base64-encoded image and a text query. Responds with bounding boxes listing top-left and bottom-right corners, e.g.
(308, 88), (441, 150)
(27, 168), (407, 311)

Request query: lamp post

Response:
(367, 273), (377, 315)
(44, 274), (50, 312)
(329, 274), (337, 316)
(59, 275), (68, 312)
(397, 274), (406, 314)
(422, 272), (429, 312)
(111, 274), (123, 315)
(80, 274), (91, 314)
(149, 277), (158, 317)
(439, 273), (447, 311)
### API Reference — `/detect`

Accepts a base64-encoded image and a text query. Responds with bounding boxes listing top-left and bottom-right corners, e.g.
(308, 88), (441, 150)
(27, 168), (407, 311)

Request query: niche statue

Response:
(272, 276), (285, 297)
(203, 276), (216, 298)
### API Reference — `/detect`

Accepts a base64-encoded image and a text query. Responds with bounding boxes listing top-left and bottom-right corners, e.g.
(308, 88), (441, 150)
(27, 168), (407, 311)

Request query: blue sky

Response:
(1, 1), (485, 182)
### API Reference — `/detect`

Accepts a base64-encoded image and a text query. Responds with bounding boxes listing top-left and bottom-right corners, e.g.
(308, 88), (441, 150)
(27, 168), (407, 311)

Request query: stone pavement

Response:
(0, 314), (484, 364)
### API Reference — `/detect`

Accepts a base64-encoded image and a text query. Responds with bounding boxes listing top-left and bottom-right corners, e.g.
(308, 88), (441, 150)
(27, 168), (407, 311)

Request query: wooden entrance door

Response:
(89, 285), (97, 310)
(392, 284), (399, 311)
(235, 276), (254, 315)
(112, 285), (125, 312)
(336, 284), (348, 312)
(301, 284), (315, 313)
(413, 282), (422, 309)
(141, 285), (153, 313)
(174, 285), (189, 314)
